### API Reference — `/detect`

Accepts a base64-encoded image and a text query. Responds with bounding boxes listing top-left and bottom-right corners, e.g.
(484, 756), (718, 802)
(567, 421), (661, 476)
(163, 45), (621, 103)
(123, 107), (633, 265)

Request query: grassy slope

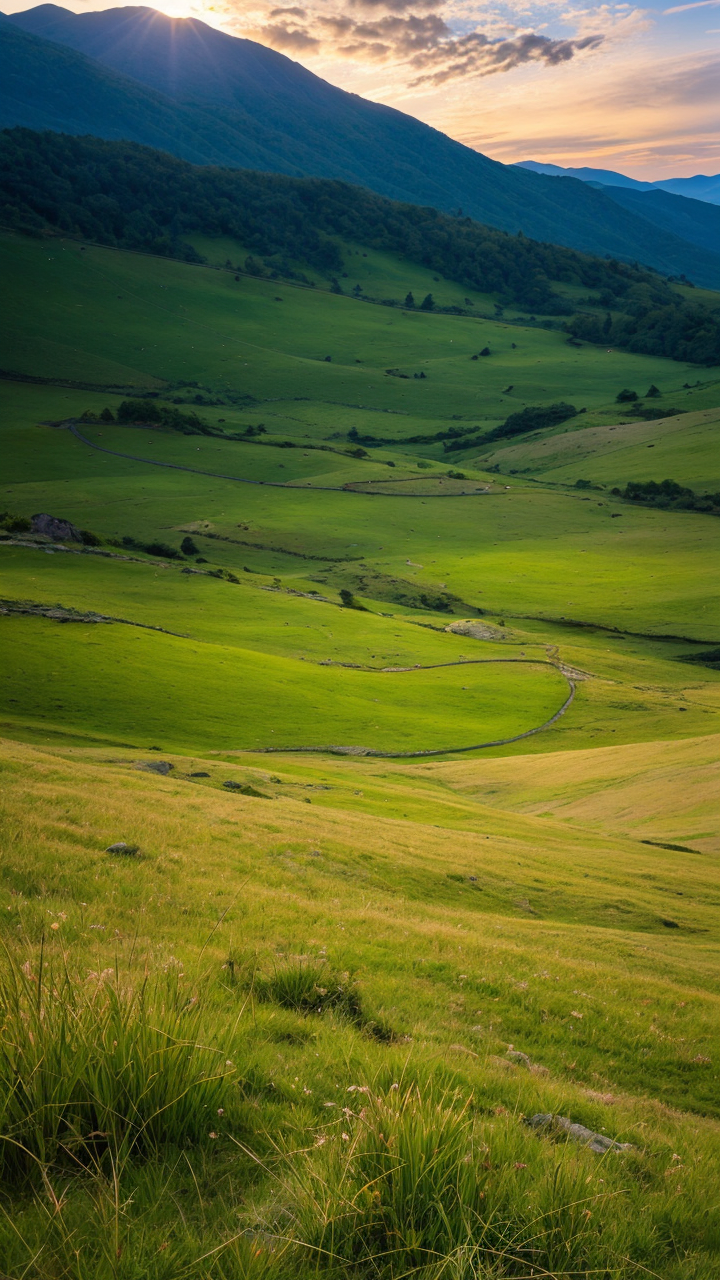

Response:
(1, 229), (720, 1278)
(1, 736), (719, 1277)
(476, 407), (720, 490)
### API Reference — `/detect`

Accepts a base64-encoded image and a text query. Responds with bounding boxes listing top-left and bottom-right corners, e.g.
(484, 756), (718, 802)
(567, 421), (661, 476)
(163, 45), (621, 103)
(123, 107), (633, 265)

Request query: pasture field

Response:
(0, 226), (719, 1279)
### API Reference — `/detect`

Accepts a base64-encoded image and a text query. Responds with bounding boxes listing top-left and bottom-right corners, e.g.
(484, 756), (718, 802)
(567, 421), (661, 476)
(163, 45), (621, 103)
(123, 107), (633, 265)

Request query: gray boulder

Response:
(31, 513), (82, 542)
(106, 841), (139, 855)
(525, 1113), (633, 1153)
(135, 760), (174, 775)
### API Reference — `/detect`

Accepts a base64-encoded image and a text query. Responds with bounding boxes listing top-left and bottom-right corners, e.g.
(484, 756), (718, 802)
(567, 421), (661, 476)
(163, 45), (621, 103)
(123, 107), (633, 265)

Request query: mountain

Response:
(593, 186), (720, 261)
(517, 160), (720, 207)
(3, 6), (720, 288)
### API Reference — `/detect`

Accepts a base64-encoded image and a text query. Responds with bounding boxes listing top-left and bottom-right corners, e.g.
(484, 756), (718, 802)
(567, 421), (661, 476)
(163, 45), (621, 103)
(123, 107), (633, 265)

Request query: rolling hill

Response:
(3, 5), (720, 287)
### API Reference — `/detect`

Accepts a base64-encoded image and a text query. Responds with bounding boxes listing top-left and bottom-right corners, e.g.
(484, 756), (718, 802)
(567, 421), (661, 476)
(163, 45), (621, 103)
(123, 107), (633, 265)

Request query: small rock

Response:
(189, 771), (210, 777)
(135, 761), (174, 775)
(525, 1113), (633, 1153)
(106, 842), (139, 855)
(507, 1050), (531, 1067)
(223, 780), (267, 797)
(488, 1055), (518, 1071)
(31, 513), (83, 542)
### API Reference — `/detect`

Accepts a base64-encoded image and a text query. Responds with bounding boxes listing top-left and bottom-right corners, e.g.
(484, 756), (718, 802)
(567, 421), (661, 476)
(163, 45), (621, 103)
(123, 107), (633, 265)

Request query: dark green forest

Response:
(1, 129), (718, 365)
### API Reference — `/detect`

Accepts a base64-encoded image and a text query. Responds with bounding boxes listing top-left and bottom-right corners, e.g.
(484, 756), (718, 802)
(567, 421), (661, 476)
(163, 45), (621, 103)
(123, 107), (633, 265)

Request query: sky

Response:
(6, 0), (719, 177)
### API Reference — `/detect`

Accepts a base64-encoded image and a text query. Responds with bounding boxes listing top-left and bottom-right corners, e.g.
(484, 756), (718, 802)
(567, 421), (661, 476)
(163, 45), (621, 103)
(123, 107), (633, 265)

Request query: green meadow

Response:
(1, 227), (719, 1279)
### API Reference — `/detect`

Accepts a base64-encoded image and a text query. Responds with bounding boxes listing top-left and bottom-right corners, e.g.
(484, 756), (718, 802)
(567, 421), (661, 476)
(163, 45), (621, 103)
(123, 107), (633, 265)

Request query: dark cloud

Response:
(409, 31), (605, 87)
(255, 7), (605, 85)
(348, 0), (443, 11)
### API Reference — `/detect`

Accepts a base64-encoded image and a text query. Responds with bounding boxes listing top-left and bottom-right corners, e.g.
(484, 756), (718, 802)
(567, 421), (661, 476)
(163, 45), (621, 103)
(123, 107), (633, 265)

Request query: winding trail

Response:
(260, 660), (573, 757)
(2, 594), (576, 758)
(67, 425), (489, 497)
(259, 661), (576, 759)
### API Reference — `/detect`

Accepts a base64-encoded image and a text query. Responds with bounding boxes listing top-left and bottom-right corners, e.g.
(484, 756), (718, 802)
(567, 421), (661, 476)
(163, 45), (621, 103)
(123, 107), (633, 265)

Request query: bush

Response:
(0, 512), (31, 533)
(445, 402), (578, 454)
(339, 588), (367, 610)
(616, 389), (638, 403)
(80, 529), (101, 546)
(181, 536), (200, 556)
(145, 541), (181, 559)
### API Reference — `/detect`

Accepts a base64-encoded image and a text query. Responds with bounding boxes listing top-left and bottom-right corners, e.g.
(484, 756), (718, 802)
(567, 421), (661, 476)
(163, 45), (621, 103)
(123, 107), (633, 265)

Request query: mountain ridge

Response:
(3, 5), (720, 287)
(517, 160), (720, 206)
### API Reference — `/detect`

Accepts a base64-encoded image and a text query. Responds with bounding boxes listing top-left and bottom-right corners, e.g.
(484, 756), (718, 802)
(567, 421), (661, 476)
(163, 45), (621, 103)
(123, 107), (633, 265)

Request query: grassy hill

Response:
(1, 205), (720, 1278)
(4, 8), (720, 285)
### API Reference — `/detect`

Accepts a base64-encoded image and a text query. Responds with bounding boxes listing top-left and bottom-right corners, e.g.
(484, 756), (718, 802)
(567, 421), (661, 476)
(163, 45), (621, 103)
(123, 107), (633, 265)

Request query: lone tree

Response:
(419, 294), (434, 311)
(181, 536), (199, 556)
(339, 588), (367, 611)
(645, 384), (661, 398)
(404, 291), (415, 308)
(480, 347), (491, 357)
(616, 388), (638, 402)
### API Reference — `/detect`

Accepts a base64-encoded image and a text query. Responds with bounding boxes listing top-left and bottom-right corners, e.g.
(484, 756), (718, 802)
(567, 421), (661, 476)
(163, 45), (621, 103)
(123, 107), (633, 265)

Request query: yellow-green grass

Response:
(476, 407), (720, 491)
(432, 733), (720, 854)
(2, 543), (720, 756)
(0, 612), (571, 754)
(1, 736), (719, 1278)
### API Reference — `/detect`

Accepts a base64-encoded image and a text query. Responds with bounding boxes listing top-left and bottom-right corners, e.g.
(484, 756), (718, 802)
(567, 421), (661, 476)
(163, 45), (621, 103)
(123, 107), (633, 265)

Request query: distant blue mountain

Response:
(517, 160), (720, 206)
(3, 5), (720, 287)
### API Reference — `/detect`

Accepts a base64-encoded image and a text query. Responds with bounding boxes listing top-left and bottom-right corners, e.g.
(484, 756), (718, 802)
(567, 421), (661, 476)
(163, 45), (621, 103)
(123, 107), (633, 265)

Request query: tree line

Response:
(1, 128), (718, 364)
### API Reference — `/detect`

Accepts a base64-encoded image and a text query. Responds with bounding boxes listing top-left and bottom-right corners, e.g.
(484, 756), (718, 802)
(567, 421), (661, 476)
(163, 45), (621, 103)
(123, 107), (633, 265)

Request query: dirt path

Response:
(67, 425), (488, 498)
(1, 594), (576, 758)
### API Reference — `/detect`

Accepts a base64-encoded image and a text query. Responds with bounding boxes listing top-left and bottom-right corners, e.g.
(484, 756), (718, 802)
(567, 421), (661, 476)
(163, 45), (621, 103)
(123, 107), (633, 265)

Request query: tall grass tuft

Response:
(282, 1082), (630, 1278)
(253, 958), (396, 1041)
(254, 959), (364, 1021)
(0, 947), (233, 1181)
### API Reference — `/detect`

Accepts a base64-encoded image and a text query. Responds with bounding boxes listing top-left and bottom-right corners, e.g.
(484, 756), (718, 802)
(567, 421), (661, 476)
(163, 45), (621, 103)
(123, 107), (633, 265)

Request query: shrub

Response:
(0, 512), (31, 533)
(616, 389), (638, 403)
(181, 536), (200, 556)
(339, 589), (368, 610)
(80, 529), (101, 546)
(145, 541), (181, 559)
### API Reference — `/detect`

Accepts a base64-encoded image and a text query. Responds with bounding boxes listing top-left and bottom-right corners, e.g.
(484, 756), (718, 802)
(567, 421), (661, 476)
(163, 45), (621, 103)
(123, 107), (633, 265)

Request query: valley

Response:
(0, 137), (719, 1279)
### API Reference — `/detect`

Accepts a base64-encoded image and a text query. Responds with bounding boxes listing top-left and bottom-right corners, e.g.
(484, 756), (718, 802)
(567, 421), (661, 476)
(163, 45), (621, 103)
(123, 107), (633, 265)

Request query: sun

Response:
(143, 0), (229, 30)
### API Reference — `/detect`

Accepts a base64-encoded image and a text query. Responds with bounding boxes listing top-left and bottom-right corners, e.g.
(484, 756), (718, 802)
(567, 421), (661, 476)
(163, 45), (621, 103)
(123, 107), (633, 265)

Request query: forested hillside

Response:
(2, 128), (719, 365)
(3, 7), (720, 287)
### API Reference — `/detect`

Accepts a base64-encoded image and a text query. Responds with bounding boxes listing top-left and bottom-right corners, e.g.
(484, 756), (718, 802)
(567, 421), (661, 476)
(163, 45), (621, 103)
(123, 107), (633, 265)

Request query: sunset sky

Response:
(6, 0), (719, 178)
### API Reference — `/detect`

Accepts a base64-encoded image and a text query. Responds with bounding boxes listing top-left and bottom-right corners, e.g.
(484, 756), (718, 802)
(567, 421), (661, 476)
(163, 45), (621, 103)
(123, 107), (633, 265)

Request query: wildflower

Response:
(570, 1010), (583, 1018)
(209, 1132), (218, 1139)
(50, 922), (60, 931)
(514, 1162), (528, 1170)
(341, 1132), (350, 1141)
(217, 1108), (225, 1116)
